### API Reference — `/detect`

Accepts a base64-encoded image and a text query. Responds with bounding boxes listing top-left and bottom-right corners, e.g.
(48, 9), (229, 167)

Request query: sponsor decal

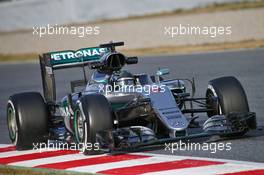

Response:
(49, 47), (107, 66)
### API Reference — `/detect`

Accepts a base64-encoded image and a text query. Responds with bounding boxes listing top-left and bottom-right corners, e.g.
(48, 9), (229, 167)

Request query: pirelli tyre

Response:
(75, 94), (113, 155)
(7, 92), (48, 150)
(206, 76), (256, 136)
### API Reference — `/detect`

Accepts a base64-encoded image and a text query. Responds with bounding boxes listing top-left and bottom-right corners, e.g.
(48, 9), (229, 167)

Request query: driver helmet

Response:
(115, 70), (135, 86)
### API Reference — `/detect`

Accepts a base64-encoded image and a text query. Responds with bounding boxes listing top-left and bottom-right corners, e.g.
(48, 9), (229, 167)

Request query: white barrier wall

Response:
(0, 0), (243, 32)
(0, 0), (77, 31)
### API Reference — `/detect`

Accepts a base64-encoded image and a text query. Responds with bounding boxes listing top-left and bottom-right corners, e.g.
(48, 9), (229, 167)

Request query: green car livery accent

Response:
(49, 47), (107, 66)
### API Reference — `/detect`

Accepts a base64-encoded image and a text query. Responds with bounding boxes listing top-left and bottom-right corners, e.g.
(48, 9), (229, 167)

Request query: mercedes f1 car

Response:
(7, 42), (256, 154)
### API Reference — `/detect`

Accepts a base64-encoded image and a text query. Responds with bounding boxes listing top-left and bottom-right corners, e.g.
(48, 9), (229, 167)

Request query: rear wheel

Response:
(7, 92), (48, 150)
(74, 94), (113, 154)
(206, 76), (255, 136)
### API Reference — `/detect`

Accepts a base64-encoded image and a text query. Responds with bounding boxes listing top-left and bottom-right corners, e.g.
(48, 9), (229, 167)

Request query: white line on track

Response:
(68, 155), (183, 173)
(8, 153), (101, 167)
(143, 163), (260, 175)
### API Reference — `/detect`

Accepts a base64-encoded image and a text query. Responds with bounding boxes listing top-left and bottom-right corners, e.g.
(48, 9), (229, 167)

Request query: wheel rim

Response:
(74, 110), (84, 143)
(7, 105), (18, 142)
(206, 89), (221, 116)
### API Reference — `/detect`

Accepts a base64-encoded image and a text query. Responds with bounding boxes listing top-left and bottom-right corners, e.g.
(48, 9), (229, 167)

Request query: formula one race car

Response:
(7, 41), (256, 154)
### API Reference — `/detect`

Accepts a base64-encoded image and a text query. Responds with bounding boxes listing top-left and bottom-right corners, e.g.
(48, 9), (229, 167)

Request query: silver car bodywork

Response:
(81, 71), (189, 138)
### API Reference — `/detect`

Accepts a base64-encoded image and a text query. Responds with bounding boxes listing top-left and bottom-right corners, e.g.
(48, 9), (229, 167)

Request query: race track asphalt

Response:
(0, 48), (263, 162)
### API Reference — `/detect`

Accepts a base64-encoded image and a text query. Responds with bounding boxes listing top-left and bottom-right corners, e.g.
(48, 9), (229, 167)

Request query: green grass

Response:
(0, 164), (97, 175)
(1, 39), (264, 62)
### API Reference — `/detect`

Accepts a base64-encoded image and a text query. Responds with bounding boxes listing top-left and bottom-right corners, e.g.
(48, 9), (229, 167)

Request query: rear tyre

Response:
(206, 76), (255, 136)
(7, 92), (48, 150)
(75, 94), (113, 155)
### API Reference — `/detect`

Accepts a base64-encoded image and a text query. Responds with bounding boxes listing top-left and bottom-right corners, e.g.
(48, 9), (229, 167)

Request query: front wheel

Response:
(206, 76), (256, 136)
(74, 94), (113, 155)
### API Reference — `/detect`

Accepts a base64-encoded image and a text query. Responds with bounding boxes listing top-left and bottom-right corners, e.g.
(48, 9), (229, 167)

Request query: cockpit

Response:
(89, 70), (153, 88)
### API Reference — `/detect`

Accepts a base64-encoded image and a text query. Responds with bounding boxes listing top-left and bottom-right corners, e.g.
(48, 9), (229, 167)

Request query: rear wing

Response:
(46, 47), (107, 69)
(39, 47), (107, 103)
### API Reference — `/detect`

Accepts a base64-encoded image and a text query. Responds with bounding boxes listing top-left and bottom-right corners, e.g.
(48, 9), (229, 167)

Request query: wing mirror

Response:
(156, 68), (170, 76)
(155, 68), (170, 83)
(126, 56), (138, 64)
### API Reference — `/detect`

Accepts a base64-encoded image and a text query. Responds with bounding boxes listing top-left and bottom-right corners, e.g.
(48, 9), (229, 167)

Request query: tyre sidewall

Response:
(77, 94), (113, 154)
(7, 92), (48, 149)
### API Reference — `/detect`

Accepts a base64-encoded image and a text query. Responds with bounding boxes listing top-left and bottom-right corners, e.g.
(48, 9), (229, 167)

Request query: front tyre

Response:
(7, 92), (48, 150)
(74, 94), (113, 155)
(206, 76), (249, 116)
(206, 76), (256, 136)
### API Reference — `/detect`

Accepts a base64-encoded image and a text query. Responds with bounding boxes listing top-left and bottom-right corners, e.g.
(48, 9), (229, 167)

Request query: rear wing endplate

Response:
(39, 47), (107, 103)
